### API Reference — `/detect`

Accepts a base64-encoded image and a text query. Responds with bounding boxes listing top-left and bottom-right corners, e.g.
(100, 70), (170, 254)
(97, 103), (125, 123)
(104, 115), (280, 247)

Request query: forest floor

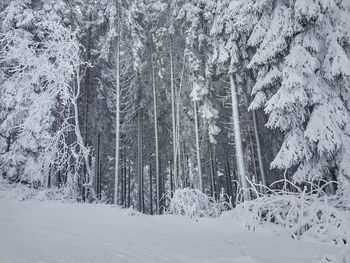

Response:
(0, 199), (340, 263)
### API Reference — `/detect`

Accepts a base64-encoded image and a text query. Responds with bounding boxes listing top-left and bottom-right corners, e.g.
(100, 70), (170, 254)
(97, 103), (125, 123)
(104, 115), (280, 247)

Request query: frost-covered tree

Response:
(94, 0), (144, 204)
(3, 0), (349, 209)
(173, 0), (220, 192)
(210, 0), (257, 200)
(247, 0), (350, 189)
(0, 0), (93, 197)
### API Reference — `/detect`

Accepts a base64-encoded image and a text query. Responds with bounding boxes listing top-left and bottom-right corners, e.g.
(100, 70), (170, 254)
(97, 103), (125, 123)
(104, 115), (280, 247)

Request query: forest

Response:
(1, 0), (350, 211)
(1, 0), (350, 262)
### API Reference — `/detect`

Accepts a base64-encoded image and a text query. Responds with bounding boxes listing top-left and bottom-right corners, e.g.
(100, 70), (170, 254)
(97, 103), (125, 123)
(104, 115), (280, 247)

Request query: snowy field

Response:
(0, 199), (340, 263)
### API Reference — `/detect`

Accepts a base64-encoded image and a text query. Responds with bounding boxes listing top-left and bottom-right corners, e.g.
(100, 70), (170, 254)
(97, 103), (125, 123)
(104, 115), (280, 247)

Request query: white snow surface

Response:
(0, 199), (340, 263)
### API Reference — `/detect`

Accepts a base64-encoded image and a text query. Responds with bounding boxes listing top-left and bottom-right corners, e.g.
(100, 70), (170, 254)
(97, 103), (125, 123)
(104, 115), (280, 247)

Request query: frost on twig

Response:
(169, 187), (229, 218)
(232, 179), (350, 245)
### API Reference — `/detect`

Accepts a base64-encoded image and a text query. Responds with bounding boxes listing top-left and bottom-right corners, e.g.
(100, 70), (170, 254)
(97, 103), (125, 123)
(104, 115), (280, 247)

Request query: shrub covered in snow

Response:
(0, 179), (78, 202)
(169, 188), (227, 218)
(230, 180), (350, 246)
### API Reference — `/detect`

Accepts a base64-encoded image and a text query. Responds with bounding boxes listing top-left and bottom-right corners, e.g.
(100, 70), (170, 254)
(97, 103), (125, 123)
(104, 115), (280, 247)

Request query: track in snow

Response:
(0, 200), (338, 263)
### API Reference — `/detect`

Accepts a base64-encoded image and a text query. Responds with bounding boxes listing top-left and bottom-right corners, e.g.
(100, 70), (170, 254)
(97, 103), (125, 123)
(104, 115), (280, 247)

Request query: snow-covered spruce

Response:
(244, 0), (350, 188)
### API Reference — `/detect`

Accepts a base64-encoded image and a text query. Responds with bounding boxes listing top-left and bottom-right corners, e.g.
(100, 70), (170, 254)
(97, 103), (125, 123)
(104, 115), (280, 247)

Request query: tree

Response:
(173, 0), (220, 192)
(210, 0), (254, 200)
(0, 0), (94, 197)
(94, 0), (144, 204)
(248, 0), (350, 189)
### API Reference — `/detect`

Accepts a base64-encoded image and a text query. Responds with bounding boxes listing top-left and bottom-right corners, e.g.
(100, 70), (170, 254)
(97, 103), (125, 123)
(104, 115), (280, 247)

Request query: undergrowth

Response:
(231, 179), (350, 246)
(169, 187), (228, 218)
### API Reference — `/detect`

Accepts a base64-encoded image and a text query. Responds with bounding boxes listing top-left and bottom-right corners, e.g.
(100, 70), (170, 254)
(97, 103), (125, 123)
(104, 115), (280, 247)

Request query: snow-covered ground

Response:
(0, 199), (340, 263)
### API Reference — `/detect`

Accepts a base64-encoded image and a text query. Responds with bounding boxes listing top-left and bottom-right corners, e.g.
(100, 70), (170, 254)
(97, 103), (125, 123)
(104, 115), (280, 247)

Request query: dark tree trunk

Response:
(209, 142), (217, 199)
(123, 154), (127, 207)
(137, 108), (144, 212)
(120, 151), (124, 206)
(96, 133), (101, 200)
(170, 160), (174, 198)
(159, 158), (165, 214)
(47, 173), (51, 188)
(127, 168), (131, 208)
(225, 160), (234, 206)
(82, 17), (92, 202)
(149, 163), (153, 215)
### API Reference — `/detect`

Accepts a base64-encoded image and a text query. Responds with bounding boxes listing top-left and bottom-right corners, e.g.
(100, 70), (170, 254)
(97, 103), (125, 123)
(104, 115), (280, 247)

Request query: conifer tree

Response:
(247, 0), (350, 189)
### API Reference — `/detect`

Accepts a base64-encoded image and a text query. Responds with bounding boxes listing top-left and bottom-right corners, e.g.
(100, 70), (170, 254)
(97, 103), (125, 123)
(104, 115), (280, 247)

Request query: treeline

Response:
(0, 0), (350, 213)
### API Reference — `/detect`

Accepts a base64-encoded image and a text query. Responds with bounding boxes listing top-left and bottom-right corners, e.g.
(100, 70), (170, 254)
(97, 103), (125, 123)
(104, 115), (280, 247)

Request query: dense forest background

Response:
(1, 0), (350, 214)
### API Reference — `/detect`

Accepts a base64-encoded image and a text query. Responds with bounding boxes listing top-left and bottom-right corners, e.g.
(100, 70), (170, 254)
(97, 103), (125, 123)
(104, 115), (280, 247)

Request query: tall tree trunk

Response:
(123, 153), (127, 207)
(47, 172), (51, 188)
(127, 168), (131, 208)
(253, 110), (267, 189)
(184, 154), (189, 187)
(248, 124), (258, 183)
(2, 137), (11, 180)
(137, 108), (144, 212)
(151, 53), (160, 215)
(159, 158), (164, 214)
(229, 74), (250, 201)
(226, 159), (234, 206)
(170, 160), (174, 197)
(83, 75), (90, 200)
(169, 35), (177, 190)
(193, 101), (203, 192)
(149, 163), (153, 215)
(224, 162), (231, 201)
(96, 133), (101, 199)
(99, 135), (103, 200)
(114, 1), (121, 205)
(120, 151), (125, 206)
(209, 142), (216, 199)
(73, 71), (96, 200)
(176, 57), (186, 187)
(82, 13), (92, 201)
